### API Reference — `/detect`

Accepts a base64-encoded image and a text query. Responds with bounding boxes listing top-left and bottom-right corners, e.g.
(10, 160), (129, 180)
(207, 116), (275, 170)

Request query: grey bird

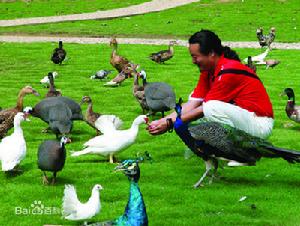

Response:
(90, 70), (113, 80)
(38, 136), (71, 185)
(139, 70), (176, 117)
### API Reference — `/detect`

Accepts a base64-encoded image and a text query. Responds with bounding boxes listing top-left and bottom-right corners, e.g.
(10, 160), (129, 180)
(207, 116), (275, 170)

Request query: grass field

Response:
(0, 0), (150, 20)
(0, 0), (299, 42)
(0, 41), (300, 225)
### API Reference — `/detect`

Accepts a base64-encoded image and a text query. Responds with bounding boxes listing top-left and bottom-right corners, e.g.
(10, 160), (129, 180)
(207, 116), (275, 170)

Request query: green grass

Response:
(1, 42), (300, 225)
(1, 0), (300, 42)
(0, 0), (150, 20)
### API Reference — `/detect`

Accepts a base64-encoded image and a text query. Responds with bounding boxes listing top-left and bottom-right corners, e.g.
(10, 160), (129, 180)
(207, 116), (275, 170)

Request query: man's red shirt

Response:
(190, 55), (274, 118)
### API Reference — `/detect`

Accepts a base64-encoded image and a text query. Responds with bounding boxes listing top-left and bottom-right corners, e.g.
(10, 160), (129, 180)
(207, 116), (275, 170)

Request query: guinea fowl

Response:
(28, 96), (83, 137)
(45, 72), (62, 97)
(256, 27), (276, 50)
(40, 71), (58, 87)
(90, 70), (113, 80)
(245, 56), (256, 72)
(80, 96), (123, 135)
(0, 86), (40, 139)
(51, 41), (66, 65)
(88, 159), (148, 226)
(149, 41), (177, 64)
(139, 70), (176, 117)
(62, 184), (103, 221)
(38, 136), (70, 185)
(0, 112), (29, 172)
(133, 72), (148, 114)
(281, 88), (300, 123)
(110, 38), (132, 74)
(174, 101), (300, 188)
(71, 115), (148, 163)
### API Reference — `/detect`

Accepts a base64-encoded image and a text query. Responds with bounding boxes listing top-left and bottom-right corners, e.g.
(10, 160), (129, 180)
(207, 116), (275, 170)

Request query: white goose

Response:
(71, 115), (148, 163)
(0, 112), (28, 171)
(62, 184), (103, 221)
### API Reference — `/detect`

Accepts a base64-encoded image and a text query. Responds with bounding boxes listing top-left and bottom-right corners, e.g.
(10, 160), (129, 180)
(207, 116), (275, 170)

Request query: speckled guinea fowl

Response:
(38, 136), (70, 184)
(28, 96), (83, 137)
(174, 102), (300, 188)
(87, 159), (148, 226)
(281, 88), (300, 123)
(51, 41), (66, 65)
(0, 86), (40, 139)
(149, 41), (176, 64)
(45, 72), (62, 97)
(139, 70), (176, 117)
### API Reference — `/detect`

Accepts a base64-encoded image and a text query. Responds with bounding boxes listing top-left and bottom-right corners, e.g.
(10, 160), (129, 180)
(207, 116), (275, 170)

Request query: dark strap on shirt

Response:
(216, 69), (261, 82)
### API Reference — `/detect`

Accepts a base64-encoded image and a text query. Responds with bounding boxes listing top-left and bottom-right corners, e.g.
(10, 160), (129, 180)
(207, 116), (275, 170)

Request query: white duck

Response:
(0, 112), (28, 171)
(71, 115), (149, 163)
(40, 71), (58, 86)
(62, 184), (103, 221)
(243, 49), (269, 64)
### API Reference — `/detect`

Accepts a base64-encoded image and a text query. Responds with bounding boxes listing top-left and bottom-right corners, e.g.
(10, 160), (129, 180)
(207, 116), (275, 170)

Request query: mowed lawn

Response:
(0, 42), (300, 225)
(0, 0), (299, 42)
(0, 0), (150, 20)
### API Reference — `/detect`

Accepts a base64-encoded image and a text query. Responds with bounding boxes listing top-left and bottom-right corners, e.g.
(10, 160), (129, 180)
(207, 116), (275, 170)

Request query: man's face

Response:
(189, 44), (213, 71)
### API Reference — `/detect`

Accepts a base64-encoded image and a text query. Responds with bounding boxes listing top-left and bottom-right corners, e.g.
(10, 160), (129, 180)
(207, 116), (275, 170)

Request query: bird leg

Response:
(42, 172), (49, 185)
(51, 172), (57, 185)
(193, 159), (218, 188)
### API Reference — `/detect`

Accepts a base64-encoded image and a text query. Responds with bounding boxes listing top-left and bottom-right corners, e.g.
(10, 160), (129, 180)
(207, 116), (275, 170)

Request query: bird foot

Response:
(42, 175), (49, 185)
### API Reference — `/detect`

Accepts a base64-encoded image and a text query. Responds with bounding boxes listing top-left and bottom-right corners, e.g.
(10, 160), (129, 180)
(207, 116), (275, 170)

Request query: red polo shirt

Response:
(190, 55), (274, 118)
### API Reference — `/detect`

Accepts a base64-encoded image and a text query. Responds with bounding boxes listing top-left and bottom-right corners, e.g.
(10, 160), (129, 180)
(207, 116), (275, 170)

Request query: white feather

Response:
(62, 184), (102, 221)
(0, 113), (27, 171)
(243, 49), (269, 64)
(40, 71), (58, 84)
(71, 115), (147, 158)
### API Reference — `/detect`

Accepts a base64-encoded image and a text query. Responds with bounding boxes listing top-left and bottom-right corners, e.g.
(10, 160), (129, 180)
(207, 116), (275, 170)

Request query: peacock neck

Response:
(116, 181), (148, 226)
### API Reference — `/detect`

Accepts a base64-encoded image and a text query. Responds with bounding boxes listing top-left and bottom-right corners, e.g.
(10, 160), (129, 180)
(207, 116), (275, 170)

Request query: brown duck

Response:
(80, 96), (102, 135)
(149, 41), (177, 64)
(0, 86), (40, 139)
(110, 38), (132, 75)
(104, 63), (139, 87)
(46, 72), (62, 97)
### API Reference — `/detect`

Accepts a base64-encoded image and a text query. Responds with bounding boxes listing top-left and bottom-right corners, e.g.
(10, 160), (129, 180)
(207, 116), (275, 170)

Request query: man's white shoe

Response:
(227, 160), (249, 167)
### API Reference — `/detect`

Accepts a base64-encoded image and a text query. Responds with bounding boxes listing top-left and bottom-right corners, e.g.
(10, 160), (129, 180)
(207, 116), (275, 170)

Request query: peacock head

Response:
(115, 159), (140, 182)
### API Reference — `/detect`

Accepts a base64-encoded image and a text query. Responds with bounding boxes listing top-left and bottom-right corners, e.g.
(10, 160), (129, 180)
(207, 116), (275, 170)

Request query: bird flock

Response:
(0, 27), (297, 224)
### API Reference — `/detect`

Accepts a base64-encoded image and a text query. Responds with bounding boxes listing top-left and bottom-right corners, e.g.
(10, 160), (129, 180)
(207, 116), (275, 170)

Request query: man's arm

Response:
(148, 99), (203, 135)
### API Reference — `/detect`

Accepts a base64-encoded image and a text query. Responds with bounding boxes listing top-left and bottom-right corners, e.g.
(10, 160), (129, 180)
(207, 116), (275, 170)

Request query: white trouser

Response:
(203, 100), (274, 139)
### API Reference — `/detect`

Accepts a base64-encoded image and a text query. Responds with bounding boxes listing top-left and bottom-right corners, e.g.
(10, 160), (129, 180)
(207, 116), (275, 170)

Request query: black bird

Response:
(139, 70), (176, 117)
(174, 100), (300, 188)
(51, 41), (66, 65)
(245, 56), (256, 72)
(45, 72), (62, 97)
(38, 136), (70, 185)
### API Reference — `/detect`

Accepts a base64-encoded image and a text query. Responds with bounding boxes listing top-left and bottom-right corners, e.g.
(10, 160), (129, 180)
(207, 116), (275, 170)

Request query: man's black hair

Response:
(189, 29), (240, 62)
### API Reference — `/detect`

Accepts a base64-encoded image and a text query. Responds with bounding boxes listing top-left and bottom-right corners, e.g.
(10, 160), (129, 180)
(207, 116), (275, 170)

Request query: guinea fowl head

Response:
(115, 159), (140, 182)
(60, 136), (71, 146)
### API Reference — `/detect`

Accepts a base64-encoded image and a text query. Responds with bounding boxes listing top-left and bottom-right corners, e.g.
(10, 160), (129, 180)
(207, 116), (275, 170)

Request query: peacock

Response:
(174, 100), (300, 188)
(86, 159), (148, 226)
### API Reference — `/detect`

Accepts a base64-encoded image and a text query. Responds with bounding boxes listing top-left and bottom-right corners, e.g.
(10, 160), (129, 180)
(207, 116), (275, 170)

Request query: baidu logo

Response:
(15, 200), (61, 215)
